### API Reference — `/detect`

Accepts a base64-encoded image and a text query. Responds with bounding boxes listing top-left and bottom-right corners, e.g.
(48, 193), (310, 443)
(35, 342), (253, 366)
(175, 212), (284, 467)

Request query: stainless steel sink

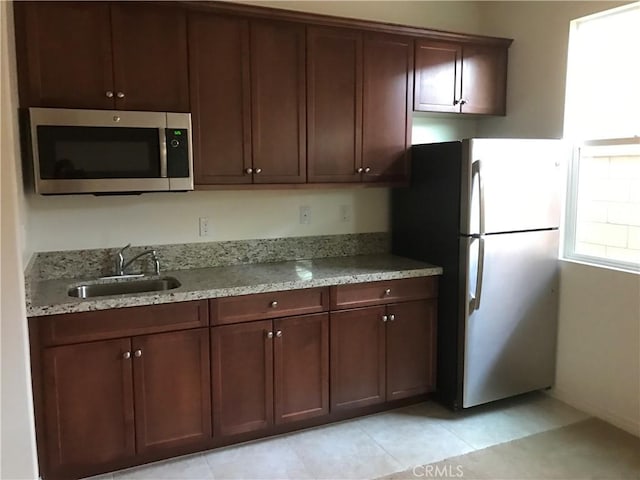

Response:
(68, 276), (181, 299)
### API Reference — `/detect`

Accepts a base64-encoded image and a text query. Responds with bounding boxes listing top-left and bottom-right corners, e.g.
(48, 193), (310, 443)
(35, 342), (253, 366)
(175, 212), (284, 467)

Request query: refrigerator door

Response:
(461, 229), (559, 408)
(460, 139), (566, 235)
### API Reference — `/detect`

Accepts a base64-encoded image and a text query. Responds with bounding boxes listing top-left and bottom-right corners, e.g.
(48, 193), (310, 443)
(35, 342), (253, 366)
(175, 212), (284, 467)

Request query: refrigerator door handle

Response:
(471, 160), (486, 236)
(469, 236), (485, 312)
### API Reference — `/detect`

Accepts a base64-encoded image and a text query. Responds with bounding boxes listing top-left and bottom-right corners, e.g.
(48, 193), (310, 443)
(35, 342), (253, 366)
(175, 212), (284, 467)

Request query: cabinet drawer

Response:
(35, 300), (209, 347)
(211, 288), (330, 325)
(330, 277), (437, 310)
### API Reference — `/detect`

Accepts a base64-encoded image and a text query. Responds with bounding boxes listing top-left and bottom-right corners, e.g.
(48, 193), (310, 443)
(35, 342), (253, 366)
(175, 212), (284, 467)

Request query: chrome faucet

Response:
(115, 243), (160, 276)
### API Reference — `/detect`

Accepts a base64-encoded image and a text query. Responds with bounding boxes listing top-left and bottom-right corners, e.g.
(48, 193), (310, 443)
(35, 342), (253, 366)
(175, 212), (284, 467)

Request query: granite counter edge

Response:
(27, 267), (443, 317)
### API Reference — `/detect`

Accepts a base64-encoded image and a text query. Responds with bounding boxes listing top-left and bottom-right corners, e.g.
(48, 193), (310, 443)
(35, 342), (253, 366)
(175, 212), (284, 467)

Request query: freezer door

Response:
(461, 230), (559, 408)
(460, 139), (566, 235)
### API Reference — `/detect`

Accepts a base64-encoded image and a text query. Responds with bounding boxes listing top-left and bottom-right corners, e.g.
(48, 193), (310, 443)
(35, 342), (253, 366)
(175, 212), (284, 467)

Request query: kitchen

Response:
(1, 1), (639, 480)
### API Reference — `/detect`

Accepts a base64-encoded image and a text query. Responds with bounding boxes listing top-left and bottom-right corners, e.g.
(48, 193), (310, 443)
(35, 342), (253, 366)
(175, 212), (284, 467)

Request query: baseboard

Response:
(548, 388), (640, 437)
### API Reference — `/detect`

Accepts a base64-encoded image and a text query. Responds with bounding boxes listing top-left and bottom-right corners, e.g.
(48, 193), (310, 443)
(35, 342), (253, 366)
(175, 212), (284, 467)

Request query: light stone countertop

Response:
(27, 254), (442, 317)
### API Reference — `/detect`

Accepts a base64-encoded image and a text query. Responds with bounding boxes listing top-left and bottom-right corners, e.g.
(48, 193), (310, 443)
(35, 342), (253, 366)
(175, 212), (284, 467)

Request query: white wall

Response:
(25, 0), (482, 254)
(0, 1), (39, 478)
(479, 1), (640, 436)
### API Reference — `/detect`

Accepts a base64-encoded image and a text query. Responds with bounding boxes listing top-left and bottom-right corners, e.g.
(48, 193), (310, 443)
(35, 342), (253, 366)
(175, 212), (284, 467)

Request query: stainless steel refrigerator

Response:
(392, 139), (565, 409)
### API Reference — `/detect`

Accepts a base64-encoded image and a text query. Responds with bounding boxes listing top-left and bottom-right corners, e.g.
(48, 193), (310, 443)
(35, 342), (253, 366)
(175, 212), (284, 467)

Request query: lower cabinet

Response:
(211, 313), (329, 437)
(41, 328), (211, 476)
(331, 300), (436, 411)
(31, 278), (437, 479)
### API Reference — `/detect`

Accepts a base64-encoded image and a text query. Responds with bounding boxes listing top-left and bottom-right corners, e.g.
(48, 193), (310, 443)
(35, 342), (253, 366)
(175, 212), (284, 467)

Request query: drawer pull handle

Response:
(122, 351), (131, 359)
(382, 315), (388, 322)
(267, 331), (274, 339)
(276, 330), (283, 338)
(389, 314), (395, 322)
(270, 301), (278, 308)
(384, 289), (391, 296)
(134, 349), (142, 358)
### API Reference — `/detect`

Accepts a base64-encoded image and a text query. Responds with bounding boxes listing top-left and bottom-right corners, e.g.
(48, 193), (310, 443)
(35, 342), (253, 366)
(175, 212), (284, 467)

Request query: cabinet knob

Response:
(116, 92), (125, 99)
(389, 314), (395, 322)
(276, 330), (283, 338)
(134, 349), (142, 358)
(267, 331), (274, 339)
(113, 116), (121, 123)
(459, 99), (467, 105)
(254, 168), (262, 174)
(106, 91), (114, 98)
(357, 167), (364, 173)
(382, 315), (388, 322)
(364, 167), (371, 173)
(384, 288), (391, 296)
(122, 351), (131, 359)
(245, 168), (253, 174)
(270, 300), (278, 308)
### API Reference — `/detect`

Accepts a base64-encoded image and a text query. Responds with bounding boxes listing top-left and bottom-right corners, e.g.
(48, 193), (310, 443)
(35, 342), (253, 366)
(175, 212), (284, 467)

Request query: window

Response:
(563, 2), (640, 272)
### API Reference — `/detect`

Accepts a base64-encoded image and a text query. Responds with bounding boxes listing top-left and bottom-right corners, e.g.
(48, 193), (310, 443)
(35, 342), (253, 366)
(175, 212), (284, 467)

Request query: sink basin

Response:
(68, 276), (181, 299)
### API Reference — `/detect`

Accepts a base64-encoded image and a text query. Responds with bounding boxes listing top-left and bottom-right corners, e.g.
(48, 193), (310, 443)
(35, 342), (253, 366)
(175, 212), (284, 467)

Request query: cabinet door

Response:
(307, 27), (362, 183)
(362, 33), (412, 183)
(386, 300), (437, 401)
(274, 313), (329, 424)
(250, 21), (306, 183)
(110, 3), (189, 112)
(42, 339), (135, 475)
(414, 40), (462, 113)
(460, 44), (508, 115)
(189, 14), (252, 185)
(330, 306), (386, 410)
(211, 320), (274, 436)
(132, 329), (211, 454)
(14, 1), (114, 109)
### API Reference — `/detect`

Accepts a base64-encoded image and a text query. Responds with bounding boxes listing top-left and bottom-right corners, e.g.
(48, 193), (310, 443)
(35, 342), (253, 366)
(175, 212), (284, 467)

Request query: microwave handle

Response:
(159, 128), (168, 178)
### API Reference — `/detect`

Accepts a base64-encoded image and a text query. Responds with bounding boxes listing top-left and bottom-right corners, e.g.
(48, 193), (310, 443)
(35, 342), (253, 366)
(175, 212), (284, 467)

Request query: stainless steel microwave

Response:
(28, 108), (194, 195)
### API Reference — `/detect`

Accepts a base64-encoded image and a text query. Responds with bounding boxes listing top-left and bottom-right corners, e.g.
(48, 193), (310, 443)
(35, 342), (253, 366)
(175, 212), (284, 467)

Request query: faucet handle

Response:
(151, 250), (161, 275)
(115, 243), (132, 276)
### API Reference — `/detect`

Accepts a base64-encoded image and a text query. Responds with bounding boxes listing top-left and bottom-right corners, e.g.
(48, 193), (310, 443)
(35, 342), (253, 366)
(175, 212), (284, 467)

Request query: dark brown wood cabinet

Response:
(15, 1), (189, 111)
(386, 300), (437, 401)
(307, 27), (362, 183)
(211, 320), (274, 437)
(330, 306), (387, 410)
(30, 301), (210, 480)
(188, 13), (252, 185)
(250, 21), (306, 184)
(414, 39), (508, 115)
(274, 313), (329, 424)
(212, 313), (329, 437)
(132, 329), (211, 455)
(362, 33), (413, 183)
(330, 287), (437, 410)
(307, 29), (412, 184)
(190, 17), (306, 186)
(41, 338), (135, 477)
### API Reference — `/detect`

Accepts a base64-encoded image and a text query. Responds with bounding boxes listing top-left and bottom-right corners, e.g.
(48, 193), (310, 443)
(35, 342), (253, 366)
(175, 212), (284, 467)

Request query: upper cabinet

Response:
(189, 15), (305, 186)
(15, 1), (189, 112)
(250, 21), (306, 184)
(414, 39), (509, 115)
(14, 1), (512, 187)
(362, 33), (413, 183)
(306, 29), (411, 184)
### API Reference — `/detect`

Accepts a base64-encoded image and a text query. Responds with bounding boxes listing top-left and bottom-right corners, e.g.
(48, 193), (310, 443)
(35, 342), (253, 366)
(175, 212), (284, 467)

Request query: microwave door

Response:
(33, 124), (169, 194)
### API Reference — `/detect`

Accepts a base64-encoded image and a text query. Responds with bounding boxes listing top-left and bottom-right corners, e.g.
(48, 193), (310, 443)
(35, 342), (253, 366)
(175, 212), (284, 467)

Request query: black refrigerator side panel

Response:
(391, 141), (464, 409)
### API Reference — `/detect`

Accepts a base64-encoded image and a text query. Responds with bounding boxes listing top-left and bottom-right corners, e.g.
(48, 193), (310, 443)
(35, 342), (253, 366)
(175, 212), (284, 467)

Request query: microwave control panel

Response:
(166, 128), (190, 178)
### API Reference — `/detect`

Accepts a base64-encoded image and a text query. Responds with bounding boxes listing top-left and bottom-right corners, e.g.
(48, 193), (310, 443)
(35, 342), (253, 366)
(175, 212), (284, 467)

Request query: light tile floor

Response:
(87, 392), (592, 480)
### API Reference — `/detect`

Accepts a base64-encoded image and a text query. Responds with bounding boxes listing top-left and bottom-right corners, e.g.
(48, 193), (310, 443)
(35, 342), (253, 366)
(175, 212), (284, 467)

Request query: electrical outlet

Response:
(300, 206), (311, 224)
(199, 217), (210, 237)
(340, 205), (352, 222)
